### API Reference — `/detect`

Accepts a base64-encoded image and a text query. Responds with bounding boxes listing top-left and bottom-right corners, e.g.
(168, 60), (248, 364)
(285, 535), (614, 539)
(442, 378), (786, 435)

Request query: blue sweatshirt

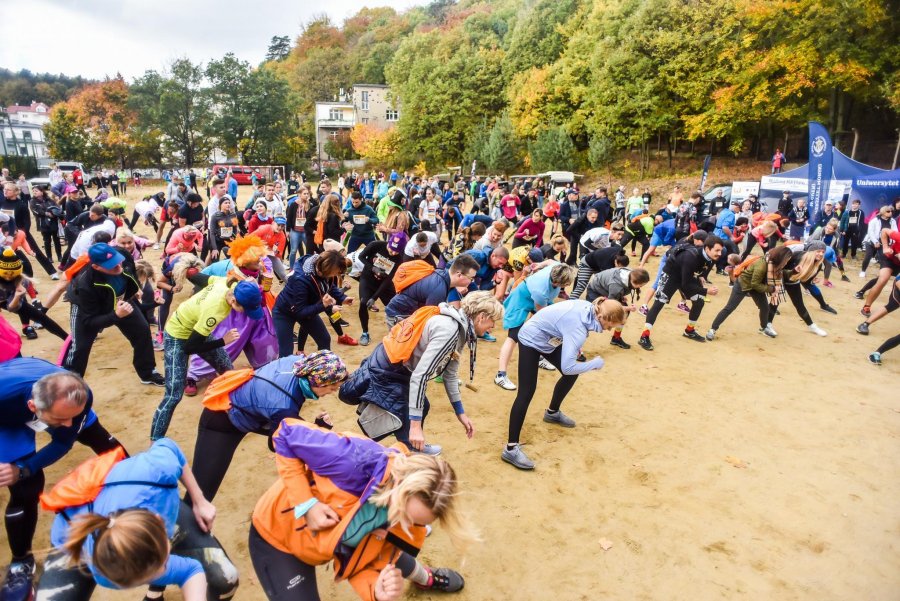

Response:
(385, 270), (452, 318)
(517, 300), (605, 375)
(227, 356), (315, 433)
(0, 358), (96, 476)
(49, 439), (203, 590)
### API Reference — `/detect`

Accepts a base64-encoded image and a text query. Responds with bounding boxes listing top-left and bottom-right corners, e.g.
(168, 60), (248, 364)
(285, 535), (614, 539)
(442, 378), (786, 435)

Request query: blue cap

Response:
(527, 248), (544, 264)
(87, 243), (124, 270)
(274, 216), (287, 225)
(233, 281), (264, 320)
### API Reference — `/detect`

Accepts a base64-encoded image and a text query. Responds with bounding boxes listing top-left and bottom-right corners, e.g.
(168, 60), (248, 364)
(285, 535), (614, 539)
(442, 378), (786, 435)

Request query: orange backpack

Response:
(382, 306), (442, 363)
(202, 368), (256, 411)
(392, 260), (435, 294)
(732, 255), (762, 279)
(40, 447), (128, 512)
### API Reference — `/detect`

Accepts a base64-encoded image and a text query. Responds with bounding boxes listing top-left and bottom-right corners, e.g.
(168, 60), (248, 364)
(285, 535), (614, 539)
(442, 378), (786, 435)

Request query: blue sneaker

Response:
(359, 332), (370, 346)
(480, 332), (497, 342)
(1, 557), (35, 601)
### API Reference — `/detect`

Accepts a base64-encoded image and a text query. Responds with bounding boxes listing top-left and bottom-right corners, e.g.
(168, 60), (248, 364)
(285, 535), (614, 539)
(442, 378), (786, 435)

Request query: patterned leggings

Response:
(150, 332), (233, 440)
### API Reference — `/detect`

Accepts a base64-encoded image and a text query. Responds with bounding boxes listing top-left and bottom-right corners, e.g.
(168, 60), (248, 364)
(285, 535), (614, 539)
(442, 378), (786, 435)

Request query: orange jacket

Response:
(251, 420), (426, 601)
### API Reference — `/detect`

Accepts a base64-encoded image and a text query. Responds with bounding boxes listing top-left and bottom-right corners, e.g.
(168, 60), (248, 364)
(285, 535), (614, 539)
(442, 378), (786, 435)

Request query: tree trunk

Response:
(666, 133), (673, 169)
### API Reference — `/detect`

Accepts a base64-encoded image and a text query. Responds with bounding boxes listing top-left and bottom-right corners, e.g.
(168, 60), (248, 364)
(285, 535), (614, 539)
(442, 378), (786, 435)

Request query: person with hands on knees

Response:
(340, 291), (504, 456)
(189, 351), (348, 503)
(36, 438), (238, 601)
(1, 360), (124, 601)
(502, 299), (625, 470)
(249, 421), (475, 600)
(150, 279), (264, 440)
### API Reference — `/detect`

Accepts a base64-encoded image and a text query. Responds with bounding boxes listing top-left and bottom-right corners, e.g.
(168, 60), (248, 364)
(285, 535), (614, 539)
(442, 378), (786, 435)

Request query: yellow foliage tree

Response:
(349, 124), (400, 168)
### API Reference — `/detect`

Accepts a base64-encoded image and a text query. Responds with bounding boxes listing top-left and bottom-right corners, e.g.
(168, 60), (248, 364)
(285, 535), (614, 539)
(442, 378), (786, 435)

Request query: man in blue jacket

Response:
(384, 254), (480, 327)
(0, 358), (124, 601)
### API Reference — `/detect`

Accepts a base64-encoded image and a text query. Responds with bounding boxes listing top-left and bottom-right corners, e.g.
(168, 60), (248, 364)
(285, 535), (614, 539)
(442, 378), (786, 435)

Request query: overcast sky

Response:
(1, 0), (426, 80)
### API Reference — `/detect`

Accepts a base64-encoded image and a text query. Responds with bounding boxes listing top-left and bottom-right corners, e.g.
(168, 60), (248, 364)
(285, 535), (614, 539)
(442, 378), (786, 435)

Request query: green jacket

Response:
(738, 257), (774, 294)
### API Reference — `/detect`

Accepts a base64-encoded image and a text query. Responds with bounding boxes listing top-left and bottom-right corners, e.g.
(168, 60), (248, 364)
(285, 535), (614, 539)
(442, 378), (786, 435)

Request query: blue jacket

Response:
(228, 356), (316, 434)
(384, 269), (451, 318)
(0, 358), (96, 476)
(49, 439), (203, 590)
(503, 264), (560, 329)
(274, 255), (347, 320)
(464, 249), (497, 290)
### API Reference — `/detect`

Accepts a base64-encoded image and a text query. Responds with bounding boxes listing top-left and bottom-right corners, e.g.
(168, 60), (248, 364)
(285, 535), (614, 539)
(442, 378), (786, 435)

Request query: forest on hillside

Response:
(37, 0), (899, 171)
(0, 68), (94, 107)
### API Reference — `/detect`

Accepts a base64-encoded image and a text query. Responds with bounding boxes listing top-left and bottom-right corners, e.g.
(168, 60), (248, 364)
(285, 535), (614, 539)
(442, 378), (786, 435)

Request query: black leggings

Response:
(358, 275), (394, 333)
(507, 344), (578, 445)
(128, 210), (159, 231)
(190, 409), (248, 502)
(770, 283), (812, 326)
(249, 525), (417, 601)
(876, 333), (900, 355)
(41, 228), (62, 264)
(622, 230), (649, 256)
(5, 420), (122, 560)
(710, 284), (770, 330)
(38, 502), (238, 601)
(861, 243), (879, 272)
(645, 272), (705, 326)
(11, 301), (69, 339)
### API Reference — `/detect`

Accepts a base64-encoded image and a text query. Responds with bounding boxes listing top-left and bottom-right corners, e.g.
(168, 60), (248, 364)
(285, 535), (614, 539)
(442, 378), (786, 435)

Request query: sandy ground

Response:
(2, 185), (899, 601)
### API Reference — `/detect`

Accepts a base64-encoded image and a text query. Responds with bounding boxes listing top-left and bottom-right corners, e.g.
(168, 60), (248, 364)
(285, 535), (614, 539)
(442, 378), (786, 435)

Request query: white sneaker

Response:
(766, 323), (778, 336)
(494, 374), (517, 390)
(808, 323), (827, 336)
(858, 271), (865, 278)
(705, 328), (716, 341)
(759, 325), (777, 338)
(153, 243), (160, 250)
(538, 357), (556, 371)
(50, 272), (60, 280)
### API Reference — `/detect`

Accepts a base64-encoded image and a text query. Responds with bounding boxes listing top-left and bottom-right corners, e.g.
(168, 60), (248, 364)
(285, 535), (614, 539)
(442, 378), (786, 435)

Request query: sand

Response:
(2, 185), (899, 601)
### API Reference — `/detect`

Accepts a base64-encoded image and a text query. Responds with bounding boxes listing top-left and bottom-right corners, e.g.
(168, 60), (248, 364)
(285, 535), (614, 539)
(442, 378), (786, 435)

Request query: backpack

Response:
(392, 260), (435, 293)
(732, 255), (762, 279)
(382, 306), (442, 364)
(40, 447), (130, 512)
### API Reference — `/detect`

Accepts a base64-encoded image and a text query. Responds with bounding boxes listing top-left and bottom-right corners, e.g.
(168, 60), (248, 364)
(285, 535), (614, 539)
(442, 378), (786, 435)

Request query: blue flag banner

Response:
(699, 154), (712, 191)
(807, 122), (833, 224)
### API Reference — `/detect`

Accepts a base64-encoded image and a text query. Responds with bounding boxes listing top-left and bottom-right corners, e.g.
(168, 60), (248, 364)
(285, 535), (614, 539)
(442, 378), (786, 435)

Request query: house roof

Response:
(352, 83), (389, 89)
(6, 102), (49, 113)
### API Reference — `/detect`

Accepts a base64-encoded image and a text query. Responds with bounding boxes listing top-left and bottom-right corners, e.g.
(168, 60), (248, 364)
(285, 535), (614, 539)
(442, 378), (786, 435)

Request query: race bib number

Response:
(0, 209), (14, 217)
(295, 217), (306, 227)
(507, 200), (516, 207)
(373, 255), (396, 273)
(849, 215), (858, 225)
(548, 336), (563, 348)
(219, 226), (233, 238)
(353, 214), (368, 225)
(26, 418), (49, 432)
(427, 210), (436, 220)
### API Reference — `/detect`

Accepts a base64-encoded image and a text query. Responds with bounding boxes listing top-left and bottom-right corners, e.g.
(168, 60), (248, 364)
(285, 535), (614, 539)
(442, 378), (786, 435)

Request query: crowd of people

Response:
(1, 163), (898, 601)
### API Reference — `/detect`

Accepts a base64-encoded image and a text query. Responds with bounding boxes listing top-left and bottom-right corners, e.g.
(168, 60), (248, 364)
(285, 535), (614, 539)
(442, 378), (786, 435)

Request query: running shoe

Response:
(337, 318), (350, 327)
(501, 444), (535, 470)
(50, 272), (60, 280)
(868, 352), (882, 366)
(823, 280), (834, 288)
(367, 304), (379, 312)
(152, 336), (164, 352)
(140, 371), (166, 387)
(705, 329), (716, 341)
(638, 304), (649, 316)
(858, 270), (866, 278)
(638, 335), (654, 351)
(22, 326), (37, 340)
(576, 352), (587, 362)
(854, 291), (864, 300)
(479, 332), (497, 342)
(494, 374), (516, 390)
(676, 301), (690, 313)
(860, 305), (871, 317)
(153, 243), (160, 250)
(338, 334), (358, 346)
(759, 325), (777, 338)
(359, 332), (370, 346)
(821, 305), (838, 314)
(0, 556), (35, 601)
(416, 443), (442, 456)
(415, 567), (465, 593)
(31, 322), (43, 330)
(841, 274), (851, 282)
(538, 357), (556, 370)
(856, 322), (869, 335)
(765, 323), (778, 336)
(683, 329), (706, 342)
(808, 324), (828, 337)
(557, 290), (570, 300)
(543, 409), (576, 428)
(184, 378), (198, 396)
(610, 337), (631, 349)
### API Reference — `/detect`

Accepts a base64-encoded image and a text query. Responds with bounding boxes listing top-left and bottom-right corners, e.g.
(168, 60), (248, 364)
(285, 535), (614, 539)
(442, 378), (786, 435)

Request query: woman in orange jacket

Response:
(249, 419), (475, 600)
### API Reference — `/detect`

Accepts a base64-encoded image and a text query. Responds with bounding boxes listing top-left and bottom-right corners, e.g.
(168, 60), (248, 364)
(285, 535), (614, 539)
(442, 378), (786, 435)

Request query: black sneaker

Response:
(576, 353), (587, 362)
(1, 556), (35, 601)
(415, 567), (465, 593)
(856, 322), (869, 335)
(854, 291), (864, 300)
(22, 326), (37, 340)
(683, 329), (706, 342)
(638, 336), (654, 351)
(821, 305), (838, 315)
(337, 319), (350, 327)
(868, 352), (882, 366)
(141, 371), (166, 386)
(609, 337), (631, 349)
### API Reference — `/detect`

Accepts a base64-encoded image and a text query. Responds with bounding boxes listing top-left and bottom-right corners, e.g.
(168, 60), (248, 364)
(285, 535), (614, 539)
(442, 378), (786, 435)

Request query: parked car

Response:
(211, 164), (266, 185)
(28, 161), (90, 189)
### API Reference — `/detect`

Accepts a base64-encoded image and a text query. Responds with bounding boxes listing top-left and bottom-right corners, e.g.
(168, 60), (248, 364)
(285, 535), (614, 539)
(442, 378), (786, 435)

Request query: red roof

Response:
(6, 102), (49, 114)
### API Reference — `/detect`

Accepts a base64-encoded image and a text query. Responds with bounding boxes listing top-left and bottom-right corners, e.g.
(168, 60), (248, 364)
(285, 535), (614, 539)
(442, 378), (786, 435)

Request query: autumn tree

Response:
(350, 123), (400, 166)
(44, 105), (89, 162)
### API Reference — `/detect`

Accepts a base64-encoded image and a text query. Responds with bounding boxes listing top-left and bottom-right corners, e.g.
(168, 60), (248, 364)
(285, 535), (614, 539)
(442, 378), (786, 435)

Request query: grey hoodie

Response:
(586, 267), (631, 302)
(405, 303), (470, 420)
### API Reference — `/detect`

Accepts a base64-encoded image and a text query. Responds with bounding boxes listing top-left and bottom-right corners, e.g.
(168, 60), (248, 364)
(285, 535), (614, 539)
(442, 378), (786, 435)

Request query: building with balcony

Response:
(314, 98), (356, 162)
(351, 84), (400, 129)
(2, 102), (51, 158)
(313, 85), (401, 162)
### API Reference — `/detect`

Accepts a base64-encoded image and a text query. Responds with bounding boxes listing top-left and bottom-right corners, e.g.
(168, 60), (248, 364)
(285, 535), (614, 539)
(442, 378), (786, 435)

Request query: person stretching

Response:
(502, 299), (625, 470)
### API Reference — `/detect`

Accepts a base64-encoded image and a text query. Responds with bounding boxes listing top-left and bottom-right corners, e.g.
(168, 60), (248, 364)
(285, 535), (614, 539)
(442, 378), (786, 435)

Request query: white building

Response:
(351, 84), (400, 129)
(2, 102), (51, 158)
(313, 85), (402, 163)
(314, 92), (356, 162)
